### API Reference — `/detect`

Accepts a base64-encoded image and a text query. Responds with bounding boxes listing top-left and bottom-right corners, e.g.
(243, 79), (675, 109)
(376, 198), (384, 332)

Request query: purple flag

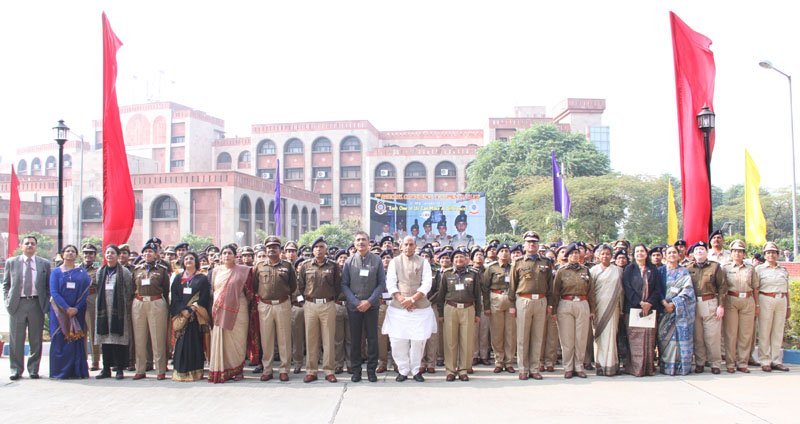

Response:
(274, 159), (281, 236)
(551, 151), (571, 220)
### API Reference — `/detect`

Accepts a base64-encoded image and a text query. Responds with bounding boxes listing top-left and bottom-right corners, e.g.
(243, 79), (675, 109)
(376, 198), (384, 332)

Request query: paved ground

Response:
(0, 355), (796, 423)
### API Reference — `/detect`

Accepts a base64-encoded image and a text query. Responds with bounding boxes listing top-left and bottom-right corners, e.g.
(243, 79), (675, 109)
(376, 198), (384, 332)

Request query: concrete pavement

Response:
(0, 356), (796, 423)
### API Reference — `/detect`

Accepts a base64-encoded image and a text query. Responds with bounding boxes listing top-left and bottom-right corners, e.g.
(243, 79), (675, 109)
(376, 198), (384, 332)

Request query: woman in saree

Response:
(208, 244), (254, 383)
(171, 251), (212, 381)
(590, 244), (623, 376)
(658, 245), (695, 375)
(95, 244), (134, 380)
(622, 244), (662, 377)
(49, 244), (92, 379)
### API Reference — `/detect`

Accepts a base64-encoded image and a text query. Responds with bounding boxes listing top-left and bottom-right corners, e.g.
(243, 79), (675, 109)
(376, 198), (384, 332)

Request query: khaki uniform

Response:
(472, 264), (490, 363)
(708, 249), (732, 265)
(722, 261), (759, 368)
(334, 292), (350, 371)
(438, 266), (484, 376)
(132, 261), (171, 375)
(550, 264), (594, 373)
(298, 258), (341, 376)
(755, 264), (790, 366)
(509, 255), (554, 373)
(483, 260), (516, 368)
(254, 259), (297, 375)
(422, 268), (443, 368)
(81, 262), (101, 367)
(687, 260), (727, 369)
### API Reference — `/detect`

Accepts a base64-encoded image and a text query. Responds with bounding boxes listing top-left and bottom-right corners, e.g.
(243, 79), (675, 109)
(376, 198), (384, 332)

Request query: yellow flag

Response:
(668, 179), (679, 245)
(744, 149), (767, 246)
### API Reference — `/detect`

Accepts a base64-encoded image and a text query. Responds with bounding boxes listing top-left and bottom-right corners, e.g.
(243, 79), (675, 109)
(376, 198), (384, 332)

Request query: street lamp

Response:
(53, 119), (69, 254)
(509, 219), (518, 236)
(696, 106), (715, 237)
(722, 221), (735, 237)
(759, 60), (798, 259)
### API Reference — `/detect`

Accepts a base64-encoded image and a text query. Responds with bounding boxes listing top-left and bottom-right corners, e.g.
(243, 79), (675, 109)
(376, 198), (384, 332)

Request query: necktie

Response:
(24, 258), (33, 297)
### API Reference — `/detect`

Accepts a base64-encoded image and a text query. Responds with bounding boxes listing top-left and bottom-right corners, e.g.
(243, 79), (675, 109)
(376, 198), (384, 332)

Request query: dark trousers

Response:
(102, 344), (129, 370)
(348, 306), (379, 373)
(8, 298), (44, 376)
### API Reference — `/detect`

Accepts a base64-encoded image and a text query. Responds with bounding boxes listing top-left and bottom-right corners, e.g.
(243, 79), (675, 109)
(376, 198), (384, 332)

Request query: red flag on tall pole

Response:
(102, 13), (134, 248)
(7, 165), (20, 257)
(670, 11), (716, 245)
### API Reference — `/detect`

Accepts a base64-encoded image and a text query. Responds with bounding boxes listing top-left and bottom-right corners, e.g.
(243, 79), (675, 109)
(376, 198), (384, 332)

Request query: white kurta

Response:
(381, 256), (437, 340)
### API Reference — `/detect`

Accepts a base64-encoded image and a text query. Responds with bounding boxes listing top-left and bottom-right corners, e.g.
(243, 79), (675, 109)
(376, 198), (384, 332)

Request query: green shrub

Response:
(786, 280), (800, 349)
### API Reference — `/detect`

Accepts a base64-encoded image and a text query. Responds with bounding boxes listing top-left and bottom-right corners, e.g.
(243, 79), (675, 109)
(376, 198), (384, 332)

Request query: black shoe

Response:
(9, 374), (21, 381)
(29, 374), (39, 379)
(96, 369), (112, 379)
(436, 360), (444, 367)
(115, 370), (124, 380)
(413, 372), (425, 382)
(395, 374), (408, 382)
(367, 373), (378, 383)
(253, 365), (264, 374)
(351, 373), (362, 382)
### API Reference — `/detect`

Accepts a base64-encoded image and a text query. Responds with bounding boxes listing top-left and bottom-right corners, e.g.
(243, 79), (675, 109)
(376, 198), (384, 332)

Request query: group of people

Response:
(2, 227), (792, 384)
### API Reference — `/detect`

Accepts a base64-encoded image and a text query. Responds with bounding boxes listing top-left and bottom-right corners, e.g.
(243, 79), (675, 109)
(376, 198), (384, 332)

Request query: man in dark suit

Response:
(3, 235), (51, 380)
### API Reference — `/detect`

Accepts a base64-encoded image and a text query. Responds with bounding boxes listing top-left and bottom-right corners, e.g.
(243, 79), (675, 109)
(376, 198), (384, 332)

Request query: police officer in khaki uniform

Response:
(131, 242), (171, 380)
(80, 243), (101, 371)
(509, 231), (553, 380)
(470, 247), (490, 368)
(722, 239), (759, 373)
(686, 241), (726, 374)
(708, 230), (731, 264)
(438, 248), (484, 381)
(254, 236), (297, 382)
(756, 242), (791, 372)
(483, 243), (516, 373)
(551, 243), (594, 379)
(284, 241), (306, 374)
(298, 236), (342, 383)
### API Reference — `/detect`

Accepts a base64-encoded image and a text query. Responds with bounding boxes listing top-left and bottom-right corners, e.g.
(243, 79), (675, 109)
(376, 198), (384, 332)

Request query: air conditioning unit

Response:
(316, 171), (327, 178)
(440, 169), (449, 176)
(320, 198), (327, 205)
(64, 161), (72, 167)
(46, 163), (55, 169)
(340, 200), (348, 206)
(379, 169), (389, 177)
(261, 172), (273, 179)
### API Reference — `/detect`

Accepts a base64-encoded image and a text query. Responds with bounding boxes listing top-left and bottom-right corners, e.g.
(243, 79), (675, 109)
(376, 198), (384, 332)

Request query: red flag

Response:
(102, 13), (134, 248)
(7, 165), (20, 257)
(670, 12), (716, 245)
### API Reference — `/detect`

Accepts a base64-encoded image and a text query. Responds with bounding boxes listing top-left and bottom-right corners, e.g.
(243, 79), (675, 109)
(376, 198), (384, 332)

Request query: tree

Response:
(298, 224), (355, 250)
(180, 233), (215, 253)
(467, 124), (611, 234)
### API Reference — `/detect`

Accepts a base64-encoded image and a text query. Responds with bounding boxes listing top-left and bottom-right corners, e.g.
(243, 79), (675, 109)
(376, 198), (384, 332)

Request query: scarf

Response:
(212, 265), (251, 331)
(96, 264), (126, 336)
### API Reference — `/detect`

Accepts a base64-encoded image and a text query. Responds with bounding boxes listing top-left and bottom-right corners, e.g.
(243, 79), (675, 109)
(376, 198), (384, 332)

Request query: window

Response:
(435, 161), (457, 177)
(217, 152), (232, 169)
(257, 139), (276, 155)
(214, 130), (225, 140)
(171, 136), (185, 144)
(404, 162), (426, 178)
(340, 194), (361, 206)
(284, 138), (303, 154)
(258, 168), (276, 179)
(238, 151), (251, 163)
(45, 156), (56, 169)
(312, 137), (332, 152)
(95, 131), (103, 149)
(341, 136), (361, 152)
(285, 168), (304, 180)
(82, 198), (102, 221)
(153, 196), (178, 219)
(64, 154), (72, 168)
(135, 200), (143, 219)
(375, 162), (395, 178)
(239, 196), (251, 220)
(17, 159), (27, 174)
(313, 167), (331, 179)
(42, 197), (58, 216)
(341, 166), (361, 179)
(320, 194), (332, 206)
(31, 158), (41, 171)
(171, 160), (185, 168)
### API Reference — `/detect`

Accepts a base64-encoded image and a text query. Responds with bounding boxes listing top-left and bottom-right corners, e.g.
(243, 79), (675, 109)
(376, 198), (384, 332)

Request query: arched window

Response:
(82, 197), (102, 221)
(31, 158), (42, 173)
(312, 137), (332, 153)
(238, 151), (251, 163)
(404, 162), (427, 178)
(435, 161), (457, 178)
(291, 205), (300, 240)
(255, 199), (265, 231)
(301, 207), (309, 233)
(239, 195), (251, 220)
(64, 154), (72, 168)
(284, 138), (303, 154)
(17, 159), (27, 174)
(152, 196), (178, 219)
(268, 200), (276, 234)
(257, 139), (276, 155)
(45, 156), (56, 170)
(310, 209), (318, 231)
(217, 152), (232, 169)
(375, 162), (396, 178)
(341, 136), (361, 152)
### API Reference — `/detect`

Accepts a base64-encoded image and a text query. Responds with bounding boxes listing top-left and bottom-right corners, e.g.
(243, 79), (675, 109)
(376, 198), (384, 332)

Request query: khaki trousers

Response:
(556, 299), (589, 372)
(258, 300), (292, 374)
(422, 308), (441, 367)
(291, 305), (305, 369)
(694, 298), (722, 368)
(515, 297), (547, 372)
(86, 292), (101, 365)
(377, 303), (391, 367)
(723, 295), (755, 368)
(444, 304), (475, 376)
(758, 294), (788, 365)
(304, 301), (336, 375)
(334, 303), (351, 369)
(490, 292), (516, 367)
(473, 310), (491, 360)
(132, 297), (168, 374)
(541, 316), (560, 368)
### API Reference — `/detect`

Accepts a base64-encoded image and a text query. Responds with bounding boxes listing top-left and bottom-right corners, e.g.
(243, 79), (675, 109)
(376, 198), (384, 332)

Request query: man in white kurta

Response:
(382, 236), (437, 382)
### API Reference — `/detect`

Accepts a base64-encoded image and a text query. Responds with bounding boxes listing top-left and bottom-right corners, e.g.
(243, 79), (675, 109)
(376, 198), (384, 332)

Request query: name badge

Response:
(504, 275), (510, 283)
(359, 268), (370, 277)
(66, 282), (76, 289)
(669, 287), (679, 294)
(738, 292), (747, 299)
(382, 292), (391, 300)
(315, 298), (326, 304)
(141, 278), (151, 286)
(455, 283), (465, 291)
(572, 297), (581, 301)
(457, 303), (465, 309)
(530, 294), (540, 300)
(105, 283), (114, 290)
(183, 287), (193, 295)
(297, 295), (305, 302)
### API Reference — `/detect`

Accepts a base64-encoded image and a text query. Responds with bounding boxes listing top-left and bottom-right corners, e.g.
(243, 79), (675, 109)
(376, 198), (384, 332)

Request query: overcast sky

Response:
(1, 0), (797, 190)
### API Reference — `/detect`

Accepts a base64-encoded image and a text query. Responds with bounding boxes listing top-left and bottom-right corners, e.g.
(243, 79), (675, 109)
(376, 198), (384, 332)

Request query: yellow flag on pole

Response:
(744, 149), (767, 246)
(668, 179), (679, 245)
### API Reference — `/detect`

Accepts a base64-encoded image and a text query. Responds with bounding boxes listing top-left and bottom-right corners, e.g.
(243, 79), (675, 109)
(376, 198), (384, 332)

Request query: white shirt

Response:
(20, 254), (38, 296)
(385, 256), (432, 296)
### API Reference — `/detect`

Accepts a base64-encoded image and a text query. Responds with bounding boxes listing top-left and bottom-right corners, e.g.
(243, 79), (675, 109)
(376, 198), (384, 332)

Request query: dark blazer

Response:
(341, 252), (385, 312)
(622, 262), (662, 314)
(3, 255), (51, 314)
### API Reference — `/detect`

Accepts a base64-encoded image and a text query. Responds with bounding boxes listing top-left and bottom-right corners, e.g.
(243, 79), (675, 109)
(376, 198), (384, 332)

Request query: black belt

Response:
(21, 295), (39, 299)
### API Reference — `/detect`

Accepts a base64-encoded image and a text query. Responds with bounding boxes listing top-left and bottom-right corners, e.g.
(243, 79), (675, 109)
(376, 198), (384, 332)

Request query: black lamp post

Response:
(53, 119), (69, 254)
(696, 106), (715, 237)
